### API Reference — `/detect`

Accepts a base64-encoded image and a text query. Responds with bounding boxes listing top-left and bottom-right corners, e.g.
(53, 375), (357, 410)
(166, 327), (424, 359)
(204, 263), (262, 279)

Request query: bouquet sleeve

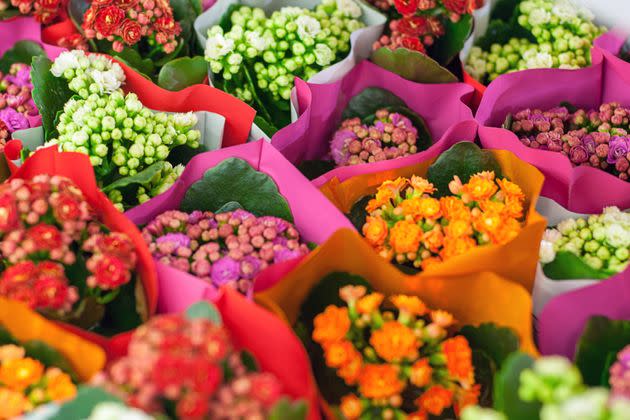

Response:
(318, 142), (547, 291)
(0, 16), (65, 59)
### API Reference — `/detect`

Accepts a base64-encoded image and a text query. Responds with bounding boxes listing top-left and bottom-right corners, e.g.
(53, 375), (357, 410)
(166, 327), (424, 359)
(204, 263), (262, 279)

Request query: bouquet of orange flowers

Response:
(312, 285), (479, 419)
(362, 171), (526, 270)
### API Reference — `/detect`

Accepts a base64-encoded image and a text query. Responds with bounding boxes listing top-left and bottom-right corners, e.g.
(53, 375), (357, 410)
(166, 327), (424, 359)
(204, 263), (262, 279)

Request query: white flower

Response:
(296, 15), (321, 40)
(610, 397), (630, 420)
(605, 223), (630, 249)
(539, 240), (557, 264)
(602, 206), (630, 228)
(577, 6), (594, 21)
(87, 402), (153, 420)
(314, 43), (334, 67)
(245, 30), (270, 52)
(534, 355), (574, 377)
(204, 33), (235, 61)
(279, 7), (304, 17)
(51, 50), (84, 77)
(551, 0), (578, 22)
(557, 218), (578, 234)
(89, 69), (123, 94)
(173, 111), (197, 128)
(336, 0), (362, 18)
(72, 104), (89, 126)
(528, 8), (551, 26)
(543, 228), (562, 243)
(461, 406), (507, 420)
(540, 388), (609, 420)
(526, 51), (553, 69)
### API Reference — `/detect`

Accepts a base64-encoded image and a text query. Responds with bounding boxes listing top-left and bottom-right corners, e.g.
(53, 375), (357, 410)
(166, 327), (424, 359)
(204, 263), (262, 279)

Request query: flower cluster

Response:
(610, 345), (630, 400)
(0, 63), (38, 148)
(362, 172), (525, 270)
(465, 0), (604, 83)
(462, 356), (630, 420)
(92, 311), (292, 418)
(1, 0), (65, 23)
(509, 103), (630, 181)
(46, 50), (201, 210)
(370, 0), (474, 55)
(204, 0), (364, 104)
(0, 343), (76, 418)
(330, 109), (419, 166)
(142, 209), (310, 296)
(82, 0), (182, 54)
(0, 175), (138, 320)
(313, 286), (479, 419)
(539, 206), (629, 276)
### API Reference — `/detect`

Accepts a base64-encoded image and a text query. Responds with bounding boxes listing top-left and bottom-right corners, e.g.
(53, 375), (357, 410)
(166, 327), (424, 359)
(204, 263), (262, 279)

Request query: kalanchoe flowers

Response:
(1, 0), (65, 23)
(0, 175), (138, 325)
(330, 109), (419, 166)
(362, 172), (525, 270)
(508, 102), (630, 181)
(610, 345), (630, 400)
(0, 63), (38, 148)
(313, 286), (479, 419)
(142, 209), (310, 296)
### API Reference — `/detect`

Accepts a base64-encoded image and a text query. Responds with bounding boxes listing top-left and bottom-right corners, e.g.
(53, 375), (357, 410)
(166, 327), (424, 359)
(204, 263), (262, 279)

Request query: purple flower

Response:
(569, 144), (589, 164)
(273, 248), (303, 263)
(239, 255), (262, 279)
(156, 232), (191, 249)
(6, 67), (31, 87)
(273, 236), (288, 246)
(373, 120), (385, 133)
(231, 209), (254, 221)
(211, 256), (240, 285)
(607, 136), (630, 164)
(188, 210), (205, 224)
(330, 128), (356, 166)
(581, 135), (596, 155)
(0, 107), (29, 132)
(610, 345), (630, 399)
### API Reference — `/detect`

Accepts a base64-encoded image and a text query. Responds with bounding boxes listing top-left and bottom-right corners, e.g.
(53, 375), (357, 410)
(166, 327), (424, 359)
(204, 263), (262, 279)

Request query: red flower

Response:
(0, 192), (19, 232)
(88, 254), (131, 290)
(190, 358), (221, 396)
(38, 0), (60, 9)
(250, 373), (283, 408)
(117, 0), (139, 9)
(176, 392), (210, 419)
(121, 19), (142, 45)
(443, 0), (473, 14)
(5, 284), (37, 308)
(401, 36), (427, 53)
(1, 261), (36, 285)
(36, 261), (65, 278)
(34, 276), (71, 310)
(427, 16), (445, 36)
(27, 224), (63, 251)
(94, 5), (125, 37)
(201, 328), (231, 363)
(398, 16), (429, 36)
(52, 192), (82, 222)
(82, 7), (98, 29)
(393, 0), (419, 15)
(152, 355), (188, 392)
(154, 16), (181, 36)
(94, 233), (136, 268)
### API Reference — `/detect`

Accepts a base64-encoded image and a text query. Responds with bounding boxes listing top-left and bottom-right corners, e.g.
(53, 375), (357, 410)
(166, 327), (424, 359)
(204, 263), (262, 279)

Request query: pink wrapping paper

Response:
(0, 17), (65, 59)
(271, 60), (474, 186)
(476, 49), (630, 213)
(125, 140), (355, 313)
(594, 31), (626, 56)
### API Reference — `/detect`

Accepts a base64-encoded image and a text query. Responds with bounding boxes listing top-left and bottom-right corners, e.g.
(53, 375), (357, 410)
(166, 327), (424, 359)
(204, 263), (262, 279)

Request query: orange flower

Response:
(390, 295), (427, 316)
(45, 368), (76, 402)
(0, 345), (25, 362)
(356, 293), (384, 315)
(442, 336), (474, 384)
(313, 305), (350, 345)
(422, 227), (444, 253)
(370, 321), (420, 362)
(367, 178), (406, 212)
(440, 236), (477, 260)
(430, 310), (454, 328)
(339, 285), (367, 304)
(340, 394), (363, 419)
(443, 219), (473, 238)
(389, 220), (422, 254)
(448, 175), (463, 195)
(358, 364), (405, 399)
(0, 388), (30, 418)
(416, 385), (453, 416)
(462, 175), (498, 201)
(410, 358), (433, 387)
(492, 217), (522, 244)
(408, 412), (428, 420)
(338, 351), (363, 385)
(497, 178), (525, 199)
(0, 357), (44, 391)
(325, 340), (357, 368)
(420, 257), (442, 270)
(440, 197), (470, 220)
(409, 176), (435, 195)
(401, 198), (423, 219)
(418, 198), (442, 220)
(503, 195), (524, 219)
(362, 216), (389, 247)
(454, 384), (481, 416)
(478, 199), (505, 214)
(473, 211), (502, 236)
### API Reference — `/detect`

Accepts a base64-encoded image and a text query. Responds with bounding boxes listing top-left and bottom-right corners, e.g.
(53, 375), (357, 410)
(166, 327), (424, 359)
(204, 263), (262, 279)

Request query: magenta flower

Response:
(330, 128), (356, 166)
(607, 136), (630, 164)
(211, 256), (240, 286)
(568, 144), (589, 164)
(156, 232), (191, 249)
(610, 345), (630, 399)
(0, 107), (29, 132)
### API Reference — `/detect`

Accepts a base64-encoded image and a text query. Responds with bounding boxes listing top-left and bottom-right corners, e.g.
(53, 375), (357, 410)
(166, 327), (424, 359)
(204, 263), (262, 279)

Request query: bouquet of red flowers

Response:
(0, 0), (65, 23)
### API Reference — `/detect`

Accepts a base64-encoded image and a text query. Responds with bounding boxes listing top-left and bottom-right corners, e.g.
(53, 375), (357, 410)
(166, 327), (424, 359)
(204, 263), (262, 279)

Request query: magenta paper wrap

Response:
(125, 140), (355, 313)
(476, 49), (630, 213)
(270, 60), (475, 186)
(594, 31), (626, 56)
(0, 17), (65, 59)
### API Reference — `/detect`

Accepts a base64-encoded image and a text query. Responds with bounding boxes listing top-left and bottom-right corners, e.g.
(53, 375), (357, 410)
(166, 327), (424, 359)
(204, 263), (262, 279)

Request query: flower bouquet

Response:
(319, 141), (546, 289)
(0, 0), (65, 23)
(2, 146), (158, 337)
(270, 59), (475, 184)
(126, 140), (353, 312)
(195, 0), (387, 135)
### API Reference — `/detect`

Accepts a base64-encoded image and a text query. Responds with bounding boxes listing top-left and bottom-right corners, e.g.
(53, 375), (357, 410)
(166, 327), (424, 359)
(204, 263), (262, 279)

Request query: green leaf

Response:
(472, 349), (496, 407)
(180, 157), (294, 222)
(215, 201), (243, 214)
(428, 14), (473, 66)
(460, 323), (520, 370)
(297, 160), (336, 181)
(185, 301), (222, 325)
(559, 101), (578, 114)
(51, 386), (122, 420)
(31, 56), (74, 140)
(341, 87), (408, 120)
(157, 56), (207, 91)
(253, 115), (279, 137)
(490, 0), (523, 21)
(240, 350), (258, 372)
(371, 47), (458, 84)
(575, 316), (630, 386)
(346, 196), (372, 232)
(426, 142), (503, 197)
(502, 113), (513, 130)
(542, 251), (613, 280)
(0, 40), (45, 73)
(92, 278), (142, 336)
(493, 352), (540, 420)
(109, 48), (155, 80)
(0, 325), (17, 345)
(68, 0), (90, 27)
(22, 340), (78, 382)
(170, 0), (201, 54)
(101, 162), (166, 193)
(269, 398), (308, 420)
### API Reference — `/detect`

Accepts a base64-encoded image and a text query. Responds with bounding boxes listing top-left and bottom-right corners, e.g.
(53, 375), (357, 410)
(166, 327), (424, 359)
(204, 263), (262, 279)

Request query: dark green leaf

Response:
(460, 323), (520, 370)
(240, 350), (258, 372)
(297, 160), (336, 181)
(490, 0), (523, 21)
(428, 14), (473, 66)
(180, 157), (294, 222)
(542, 251), (613, 280)
(472, 349), (496, 407)
(109, 48), (155, 80)
(371, 47), (458, 84)
(0, 325), (17, 345)
(341, 87), (408, 120)
(575, 316), (630, 386)
(346, 196), (372, 232)
(158, 56), (207, 91)
(219, 4), (241, 32)
(170, 0), (200, 52)
(426, 142), (503, 197)
(0, 9), (21, 20)
(502, 113), (513, 130)
(185, 301), (222, 325)
(0, 41), (45, 73)
(51, 386), (122, 420)
(393, 263), (419, 275)
(559, 101), (579, 114)
(216, 201), (243, 214)
(92, 278), (142, 336)
(268, 397), (308, 420)
(101, 162), (166, 193)
(31, 56), (74, 140)
(68, 0), (90, 27)
(23, 340), (78, 381)
(307, 242), (318, 251)
(600, 351), (617, 387)
(475, 17), (535, 52)
(253, 115), (279, 137)
(493, 352), (541, 420)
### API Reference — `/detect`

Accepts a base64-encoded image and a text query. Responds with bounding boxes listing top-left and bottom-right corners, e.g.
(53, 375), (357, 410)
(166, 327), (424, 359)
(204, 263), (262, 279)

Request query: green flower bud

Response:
(615, 247), (629, 261)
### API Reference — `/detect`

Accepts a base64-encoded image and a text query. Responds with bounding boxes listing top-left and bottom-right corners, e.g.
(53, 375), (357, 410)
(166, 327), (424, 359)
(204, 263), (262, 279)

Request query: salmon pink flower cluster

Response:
(82, 0), (182, 53)
(1, 0), (65, 23)
(509, 103), (630, 181)
(330, 109), (419, 166)
(362, 172), (525, 270)
(92, 311), (292, 419)
(142, 209), (310, 296)
(313, 286), (479, 419)
(0, 175), (137, 316)
(0, 63), (38, 148)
